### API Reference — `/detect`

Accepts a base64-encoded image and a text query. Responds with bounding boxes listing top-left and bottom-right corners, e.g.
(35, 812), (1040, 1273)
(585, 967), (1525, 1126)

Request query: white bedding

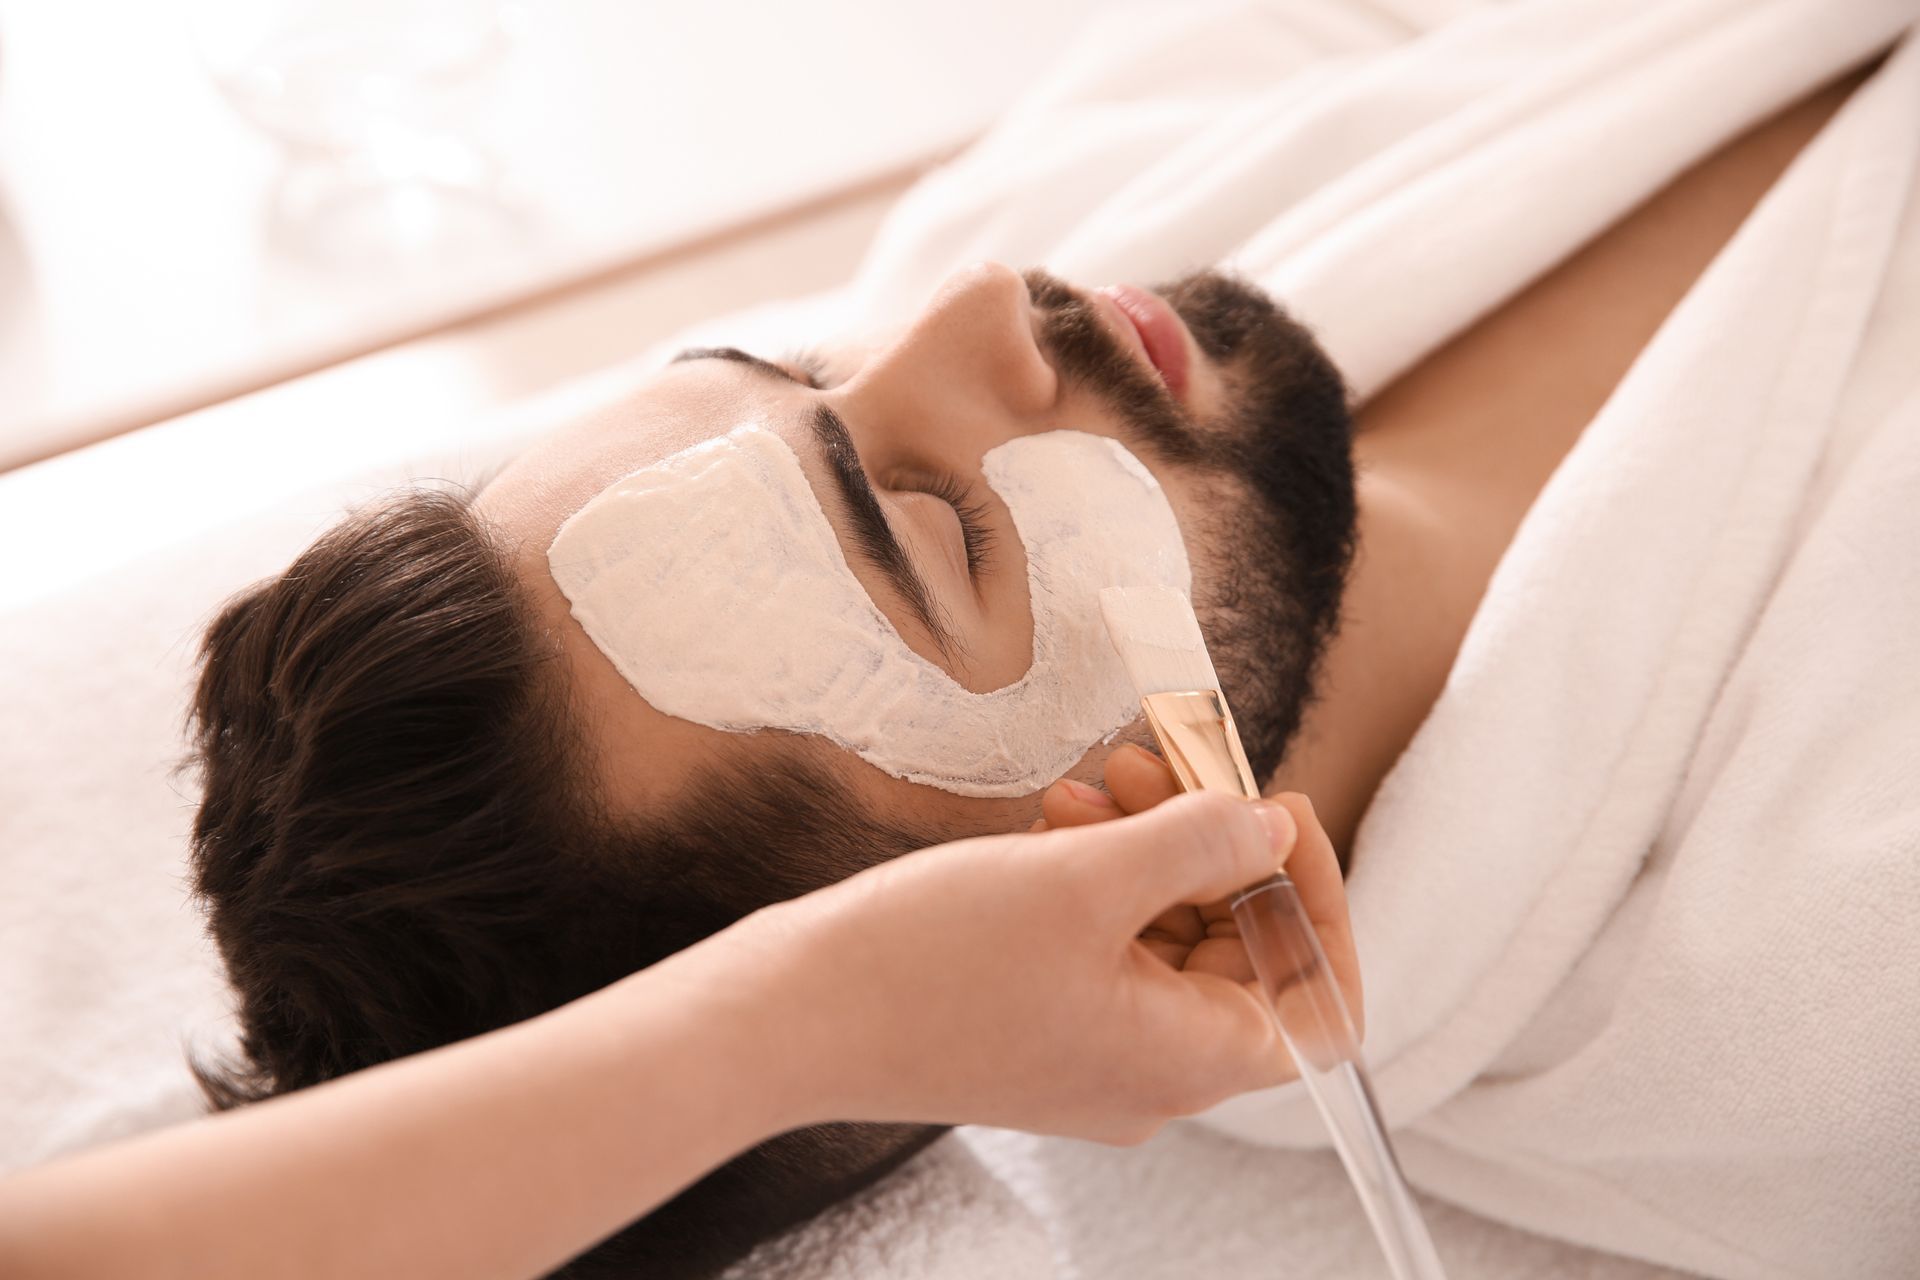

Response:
(5, 0), (1916, 1277)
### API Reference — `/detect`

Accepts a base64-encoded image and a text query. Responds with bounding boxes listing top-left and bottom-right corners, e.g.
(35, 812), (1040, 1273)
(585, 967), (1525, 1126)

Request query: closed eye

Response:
(669, 344), (965, 659)
(780, 349), (994, 579)
(897, 469), (995, 577)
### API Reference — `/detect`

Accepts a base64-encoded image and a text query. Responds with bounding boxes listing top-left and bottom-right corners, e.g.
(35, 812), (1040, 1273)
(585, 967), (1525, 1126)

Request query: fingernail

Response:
(1060, 778), (1116, 808)
(1257, 801), (1296, 861)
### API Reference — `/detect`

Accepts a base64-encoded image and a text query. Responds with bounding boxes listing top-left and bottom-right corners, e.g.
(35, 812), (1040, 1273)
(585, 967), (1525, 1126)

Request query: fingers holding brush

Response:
(1103, 743), (1183, 812)
(1037, 743), (1181, 831)
(1042, 746), (1207, 962)
(1036, 746), (1361, 1044)
(1039, 777), (1118, 829)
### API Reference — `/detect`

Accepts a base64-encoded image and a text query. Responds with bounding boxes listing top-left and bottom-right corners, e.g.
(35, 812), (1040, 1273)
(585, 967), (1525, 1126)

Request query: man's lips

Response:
(1096, 284), (1191, 401)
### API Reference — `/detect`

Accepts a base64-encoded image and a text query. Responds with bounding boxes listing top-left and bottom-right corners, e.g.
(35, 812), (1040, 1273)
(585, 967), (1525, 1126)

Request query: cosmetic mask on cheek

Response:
(547, 425), (1190, 797)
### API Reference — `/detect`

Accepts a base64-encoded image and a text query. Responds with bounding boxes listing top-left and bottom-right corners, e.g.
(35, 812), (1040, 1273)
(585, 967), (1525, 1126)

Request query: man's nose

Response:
(846, 262), (1058, 433)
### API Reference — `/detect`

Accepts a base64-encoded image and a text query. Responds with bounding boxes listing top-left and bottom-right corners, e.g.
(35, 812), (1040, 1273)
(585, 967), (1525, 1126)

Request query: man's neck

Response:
(1264, 475), (1464, 854)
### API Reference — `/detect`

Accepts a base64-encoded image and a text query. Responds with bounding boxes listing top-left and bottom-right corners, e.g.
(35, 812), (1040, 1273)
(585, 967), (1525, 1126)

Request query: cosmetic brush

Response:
(1100, 584), (1447, 1280)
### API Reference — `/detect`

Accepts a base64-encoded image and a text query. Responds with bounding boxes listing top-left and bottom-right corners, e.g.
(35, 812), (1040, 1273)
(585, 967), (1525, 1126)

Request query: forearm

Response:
(0, 936), (810, 1280)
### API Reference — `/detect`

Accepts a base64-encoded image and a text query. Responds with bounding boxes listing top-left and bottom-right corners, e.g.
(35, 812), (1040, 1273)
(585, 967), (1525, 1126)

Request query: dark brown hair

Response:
(187, 488), (944, 1277)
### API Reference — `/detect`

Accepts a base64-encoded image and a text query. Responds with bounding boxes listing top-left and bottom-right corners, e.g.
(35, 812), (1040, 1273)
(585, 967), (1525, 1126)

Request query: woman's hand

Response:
(721, 787), (1310, 1146)
(1034, 746), (1363, 1044)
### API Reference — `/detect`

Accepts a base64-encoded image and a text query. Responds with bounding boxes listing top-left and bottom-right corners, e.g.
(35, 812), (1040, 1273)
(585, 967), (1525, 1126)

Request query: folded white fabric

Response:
(1333, 46), (1920, 1274)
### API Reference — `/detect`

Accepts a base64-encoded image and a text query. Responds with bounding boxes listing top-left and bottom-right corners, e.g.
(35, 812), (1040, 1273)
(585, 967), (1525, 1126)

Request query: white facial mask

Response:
(547, 425), (1190, 797)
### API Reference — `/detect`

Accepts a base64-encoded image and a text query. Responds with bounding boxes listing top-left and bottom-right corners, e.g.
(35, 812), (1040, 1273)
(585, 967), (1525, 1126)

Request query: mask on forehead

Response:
(547, 425), (1190, 797)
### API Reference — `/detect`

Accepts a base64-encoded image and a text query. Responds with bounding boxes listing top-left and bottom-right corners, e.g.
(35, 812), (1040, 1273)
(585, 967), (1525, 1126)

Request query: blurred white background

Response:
(0, 0), (1126, 469)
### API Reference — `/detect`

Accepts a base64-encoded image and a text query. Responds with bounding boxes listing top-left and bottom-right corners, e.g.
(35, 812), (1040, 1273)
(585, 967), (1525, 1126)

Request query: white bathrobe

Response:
(778, 0), (1920, 1275)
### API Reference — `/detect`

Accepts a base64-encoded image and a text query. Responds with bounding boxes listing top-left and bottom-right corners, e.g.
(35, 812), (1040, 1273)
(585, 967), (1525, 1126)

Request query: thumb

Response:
(1058, 791), (1294, 928)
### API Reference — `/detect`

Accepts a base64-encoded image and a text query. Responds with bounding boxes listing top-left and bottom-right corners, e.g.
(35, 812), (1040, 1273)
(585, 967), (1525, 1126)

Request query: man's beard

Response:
(1024, 268), (1358, 784)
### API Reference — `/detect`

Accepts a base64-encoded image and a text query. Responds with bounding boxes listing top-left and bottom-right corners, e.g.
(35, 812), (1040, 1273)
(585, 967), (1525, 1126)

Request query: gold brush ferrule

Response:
(1139, 690), (1262, 802)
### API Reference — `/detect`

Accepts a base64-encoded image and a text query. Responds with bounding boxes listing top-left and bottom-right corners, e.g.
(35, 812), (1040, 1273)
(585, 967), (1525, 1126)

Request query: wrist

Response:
(637, 903), (854, 1137)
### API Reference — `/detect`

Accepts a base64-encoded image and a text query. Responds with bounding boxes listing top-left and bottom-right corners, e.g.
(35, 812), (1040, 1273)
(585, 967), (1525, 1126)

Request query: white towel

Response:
(720, 1136), (1052, 1280)
(1139, 6), (1920, 1279)
(719, 1121), (1711, 1280)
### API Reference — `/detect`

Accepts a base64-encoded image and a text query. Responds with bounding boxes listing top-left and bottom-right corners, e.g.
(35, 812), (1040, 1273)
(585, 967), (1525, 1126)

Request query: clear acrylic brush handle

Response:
(1138, 689), (1446, 1280)
(1231, 874), (1448, 1280)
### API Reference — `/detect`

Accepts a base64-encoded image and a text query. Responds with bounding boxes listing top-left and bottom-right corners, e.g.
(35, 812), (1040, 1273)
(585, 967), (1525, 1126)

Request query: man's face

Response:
(475, 261), (1351, 838)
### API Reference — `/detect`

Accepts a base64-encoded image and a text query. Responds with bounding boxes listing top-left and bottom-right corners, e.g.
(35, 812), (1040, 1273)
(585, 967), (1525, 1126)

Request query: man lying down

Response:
(188, 262), (1355, 1277)
(184, 26), (1920, 1280)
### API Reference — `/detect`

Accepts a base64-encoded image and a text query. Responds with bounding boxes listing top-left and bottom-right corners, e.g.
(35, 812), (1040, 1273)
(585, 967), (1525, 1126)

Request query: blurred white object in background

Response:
(0, 0), (1132, 471)
(188, 0), (521, 266)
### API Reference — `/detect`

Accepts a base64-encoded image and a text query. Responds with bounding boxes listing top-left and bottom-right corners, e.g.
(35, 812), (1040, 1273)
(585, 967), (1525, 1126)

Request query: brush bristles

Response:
(1099, 585), (1221, 697)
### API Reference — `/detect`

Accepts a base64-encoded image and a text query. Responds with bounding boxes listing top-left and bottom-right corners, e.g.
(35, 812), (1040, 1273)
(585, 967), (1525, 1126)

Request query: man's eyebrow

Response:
(671, 346), (964, 665)
(807, 405), (961, 665)
(670, 345), (798, 383)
